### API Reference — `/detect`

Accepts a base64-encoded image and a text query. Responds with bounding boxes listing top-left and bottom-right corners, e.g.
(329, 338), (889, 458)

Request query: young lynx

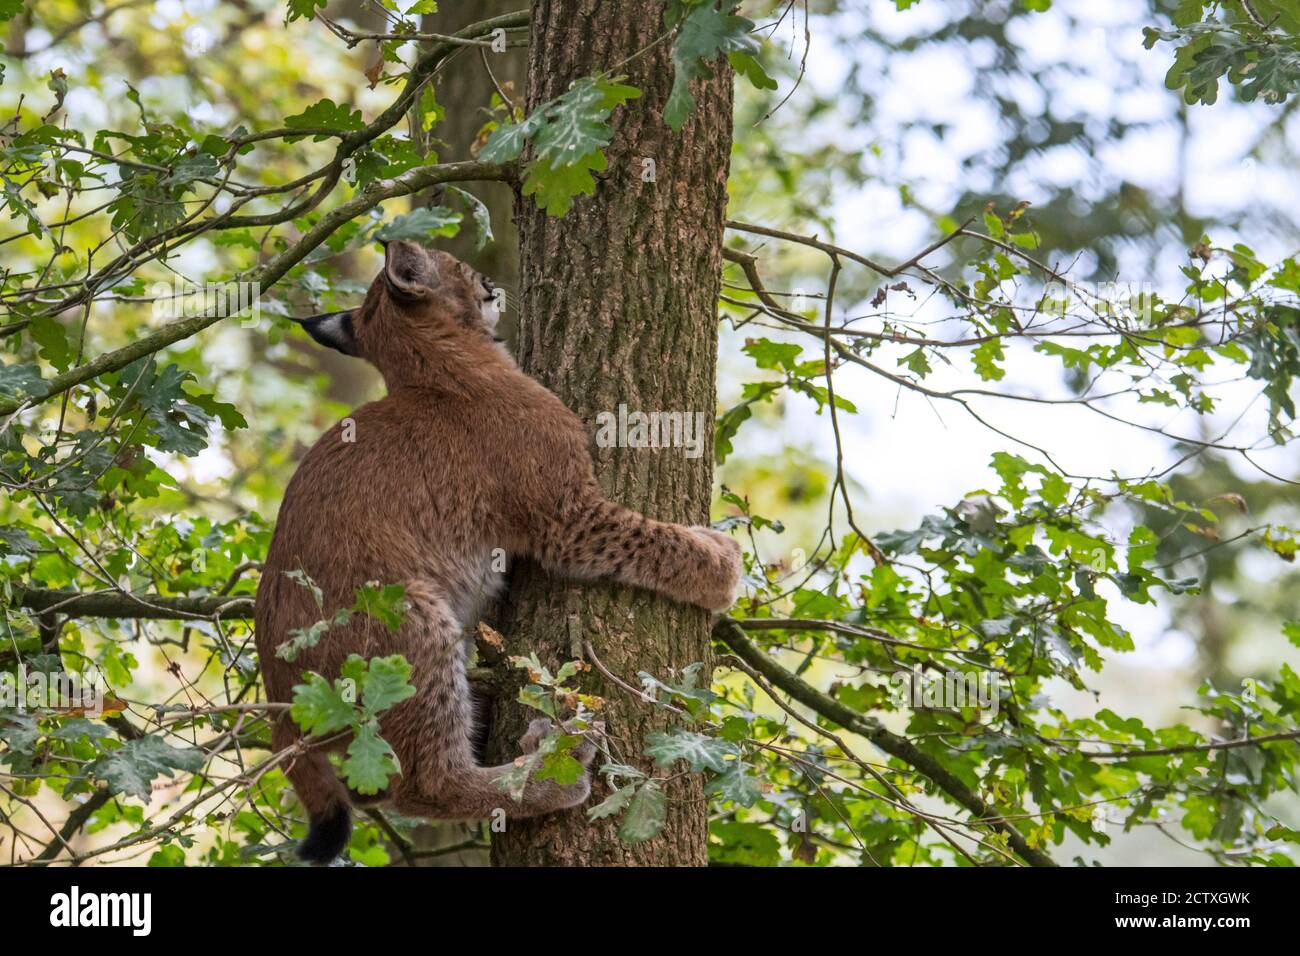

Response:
(256, 240), (742, 864)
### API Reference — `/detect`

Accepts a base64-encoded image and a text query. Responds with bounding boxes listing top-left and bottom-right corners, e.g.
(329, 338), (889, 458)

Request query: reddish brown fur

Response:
(255, 242), (741, 857)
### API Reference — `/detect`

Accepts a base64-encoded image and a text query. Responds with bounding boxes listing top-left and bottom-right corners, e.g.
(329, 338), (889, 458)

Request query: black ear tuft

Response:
(293, 310), (358, 356)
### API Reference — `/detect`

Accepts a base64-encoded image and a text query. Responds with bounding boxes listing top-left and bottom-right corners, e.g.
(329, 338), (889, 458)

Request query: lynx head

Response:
(291, 240), (503, 382)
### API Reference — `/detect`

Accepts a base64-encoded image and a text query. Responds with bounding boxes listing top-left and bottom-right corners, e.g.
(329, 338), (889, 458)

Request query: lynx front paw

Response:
(688, 526), (743, 612)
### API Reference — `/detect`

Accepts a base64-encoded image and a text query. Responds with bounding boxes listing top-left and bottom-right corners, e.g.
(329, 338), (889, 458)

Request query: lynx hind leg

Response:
(384, 590), (596, 820)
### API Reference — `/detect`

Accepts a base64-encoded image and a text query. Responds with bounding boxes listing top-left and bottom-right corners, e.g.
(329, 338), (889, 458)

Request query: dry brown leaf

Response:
(475, 621), (505, 650)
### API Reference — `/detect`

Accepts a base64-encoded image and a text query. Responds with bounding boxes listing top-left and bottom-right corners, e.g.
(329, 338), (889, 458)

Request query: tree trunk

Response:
(488, 0), (734, 866)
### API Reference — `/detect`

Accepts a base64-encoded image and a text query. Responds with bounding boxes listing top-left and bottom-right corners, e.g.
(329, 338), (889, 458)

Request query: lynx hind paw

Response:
(564, 718), (604, 767)
(519, 717), (603, 767)
(554, 770), (593, 810)
(519, 717), (554, 754)
(689, 525), (744, 612)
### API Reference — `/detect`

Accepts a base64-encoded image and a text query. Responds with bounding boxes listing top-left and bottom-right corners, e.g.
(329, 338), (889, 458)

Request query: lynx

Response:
(255, 240), (741, 864)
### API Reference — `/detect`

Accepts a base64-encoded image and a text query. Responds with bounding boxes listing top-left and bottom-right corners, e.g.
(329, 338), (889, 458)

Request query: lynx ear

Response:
(293, 309), (358, 356)
(382, 239), (440, 300)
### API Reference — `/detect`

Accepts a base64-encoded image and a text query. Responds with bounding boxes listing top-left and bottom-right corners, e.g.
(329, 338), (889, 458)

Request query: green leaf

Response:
(283, 568), (324, 608)
(446, 186), (494, 251)
(276, 615), (340, 662)
(665, 2), (761, 130)
(972, 338), (1006, 381)
(0, 524), (39, 557)
(619, 782), (667, 843)
(375, 206), (462, 242)
(359, 654), (417, 714)
(290, 673), (356, 736)
(163, 153), (219, 187)
(351, 583), (409, 632)
(91, 736), (204, 802)
(521, 152), (606, 217)
(743, 338), (803, 372)
(0, 362), (46, 402)
(342, 721), (400, 795)
(644, 728), (737, 772)
(900, 347), (932, 377)
(729, 51), (777, 92)
(117, 359), (215, 456)
(517, 683), (558, 719)
(479, 114), (544, 164)
(710, 819), (782, 865)
(482, 77), (640, 216)
(28, 315), (72, 369)
(531, 78), (640, 165)
(707, 761), (763, 807)
(283, 99), (364, 141)
(587, 783), (637, 821)
(535, 751), (584, 785)
(285, 0), (327, 23)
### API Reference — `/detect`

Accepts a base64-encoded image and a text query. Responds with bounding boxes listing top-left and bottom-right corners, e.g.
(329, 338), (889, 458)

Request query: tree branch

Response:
(29, 790), (113, 866)
(712, 619), (1058, 867)
(5, 588), (497, 688)
(0, 159), (516, 416)
(11, 588), (254, 620)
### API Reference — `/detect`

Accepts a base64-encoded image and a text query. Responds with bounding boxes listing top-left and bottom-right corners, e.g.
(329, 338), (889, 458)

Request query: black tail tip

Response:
(298, 802), (351, 865)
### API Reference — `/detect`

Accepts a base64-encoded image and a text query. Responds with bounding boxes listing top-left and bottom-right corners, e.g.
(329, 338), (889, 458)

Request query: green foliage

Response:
(374, 207), (462, 242)
(284, 0), (327, 24)
(663, 1), (770, 130)
(283, 99), (365, 140)
(618, 782), (667, 843)
(1145, 4), (1300, 105)
(480, 77), (641, 216)
(504, 654), (602, 801)
(276, 575), (408, 662)
(290, 654), (416, 795)
(91, 736), (205, 802)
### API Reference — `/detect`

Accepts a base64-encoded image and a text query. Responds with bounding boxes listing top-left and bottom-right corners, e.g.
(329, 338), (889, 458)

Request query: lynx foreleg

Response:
(533, 497), (742, 611)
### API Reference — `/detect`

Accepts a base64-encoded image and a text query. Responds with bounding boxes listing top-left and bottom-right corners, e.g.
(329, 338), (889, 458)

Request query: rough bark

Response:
(488, 1), (734, 866)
